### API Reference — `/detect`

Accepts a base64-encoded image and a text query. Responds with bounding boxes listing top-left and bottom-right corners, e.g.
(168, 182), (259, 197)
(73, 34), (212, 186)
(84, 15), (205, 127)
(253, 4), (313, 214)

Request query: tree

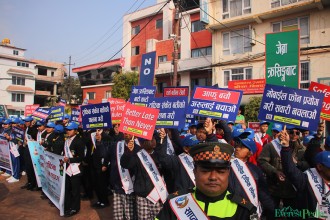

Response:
(60, 77), (82, 104)
(244, 96), (262, 123)
(112, 71), (139, 100)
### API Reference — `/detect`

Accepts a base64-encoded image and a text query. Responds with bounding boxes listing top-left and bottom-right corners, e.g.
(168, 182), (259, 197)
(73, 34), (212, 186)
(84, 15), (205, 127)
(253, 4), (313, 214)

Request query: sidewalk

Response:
(0, 175), (113, 220)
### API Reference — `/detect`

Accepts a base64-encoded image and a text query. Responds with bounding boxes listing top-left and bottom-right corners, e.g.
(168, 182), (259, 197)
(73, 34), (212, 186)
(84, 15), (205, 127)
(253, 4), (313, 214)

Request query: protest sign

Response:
(71, 107), (81, 123)
(28, 141), (44, 187)
(248, 122), (260, 133)
(130, 86), (156, 106)
(42, 150), (66, 216)
(163, 86), (189, 97)
(259, 84), (324, 131)
(108, 98), (126, 124)
(265, 30), (299, 88)
(48, 106), (65, 122)
(147, 97), (188, 129)
(228, 79), (265, 94)
(0, 139), (12, 172)
(58, 98), (66, 107)
(309, 81), (330, 120)
(81, 103), (112, 129)
(186, 86), (243, 121)
(32, 107), (51, 121)
(139, 51), (156, 86)
(119, 103), (159, 140)
(12, 126), (25, 143)
(25, 104), (40, 116)
(186, 114), (196, 125)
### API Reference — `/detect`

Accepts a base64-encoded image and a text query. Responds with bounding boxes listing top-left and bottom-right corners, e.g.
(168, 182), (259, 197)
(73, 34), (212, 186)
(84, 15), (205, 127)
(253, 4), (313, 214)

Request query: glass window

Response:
(223, 67), (253, 86)
(12, 93), (25, 102)
(105, 91), (111, 99)
(271, 0), (302, 8)
(222, 28), (251, 55)
(13, 50), (19, 55)
(300, 61), (310, 89)
(191, 20), (205, 32)
(131, 46), (140, 56)
(272, 17), (309, 43)
(156, 19), (163, 29)
(191, 77), (211, 90)
(158, 55), (167, 63)
(132, 25), (140, 35)
(222, 0), (251, 19)
(191, 47), (212, 58)
(87, 92), (96, 100)
(12, 76), (25, 85)
(157, 82), (167, 93)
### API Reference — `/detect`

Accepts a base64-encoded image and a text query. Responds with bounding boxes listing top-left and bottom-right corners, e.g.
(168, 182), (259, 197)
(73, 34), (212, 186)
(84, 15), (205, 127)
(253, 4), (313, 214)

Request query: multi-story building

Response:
(0, 38), (36, 115)
(207, 0), (330, 103)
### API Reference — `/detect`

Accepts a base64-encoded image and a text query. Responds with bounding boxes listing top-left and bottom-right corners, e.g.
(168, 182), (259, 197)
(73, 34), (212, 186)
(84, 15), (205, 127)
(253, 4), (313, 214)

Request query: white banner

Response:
(0, 138), (12, 172)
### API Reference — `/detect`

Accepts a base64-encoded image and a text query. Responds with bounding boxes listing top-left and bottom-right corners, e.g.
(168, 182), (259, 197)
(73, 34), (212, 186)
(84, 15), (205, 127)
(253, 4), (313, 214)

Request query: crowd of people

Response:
(0, 110), (329, 219)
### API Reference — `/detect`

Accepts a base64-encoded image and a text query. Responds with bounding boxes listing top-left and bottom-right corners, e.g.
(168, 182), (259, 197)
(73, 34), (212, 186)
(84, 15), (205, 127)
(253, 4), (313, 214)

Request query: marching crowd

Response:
(0, 109), (329, 219)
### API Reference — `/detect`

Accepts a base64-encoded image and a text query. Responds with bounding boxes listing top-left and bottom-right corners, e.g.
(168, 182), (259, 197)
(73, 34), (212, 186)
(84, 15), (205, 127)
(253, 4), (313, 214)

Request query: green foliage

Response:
(244, 96), (262, 123)
(112, 71), (139, 100)
(61, 77), (82, 104)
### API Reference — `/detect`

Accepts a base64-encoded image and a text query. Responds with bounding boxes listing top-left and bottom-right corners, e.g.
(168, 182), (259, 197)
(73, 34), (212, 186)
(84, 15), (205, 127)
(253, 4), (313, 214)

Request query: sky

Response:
(0, 0), (157, 68)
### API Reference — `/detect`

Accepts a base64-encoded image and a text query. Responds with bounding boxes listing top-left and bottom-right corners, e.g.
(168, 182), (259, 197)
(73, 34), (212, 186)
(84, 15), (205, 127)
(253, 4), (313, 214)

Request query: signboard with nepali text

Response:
(309, 81), (330, 121)
(186, 86), (243, 121)
(139, 51), (156, 86)
(0, 138), (12, 172)
(258, 84), (324, 131)
(48, 106), (65, 122)
(108, 98), (126, 124)
(81, 103), (112, 129)
(130, 86), (156, 106)
(119, 103), (159, 140)
(265, 30), (299, 88)
(248, 122), (260, 133)
(71, 107), (81, 123)
(228, 79), (265, 94)
(163, 86), (189, 97)
(12, 126), (25, 143)
(32, 107), (51, 121)
(147, 97), (188, 129)
(25, 104), (40, 116)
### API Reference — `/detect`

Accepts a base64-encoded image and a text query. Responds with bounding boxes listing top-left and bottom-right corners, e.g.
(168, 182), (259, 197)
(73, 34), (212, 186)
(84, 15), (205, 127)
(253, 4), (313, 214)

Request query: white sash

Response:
(90, 132), (96, 151)
(178, 153), (195, 186)
(64, 137), (80, 177)
(231, 158), (261, 216)
(25, 128), (32, 141)
(169, 193), (209, 220)
(271, 138), (282, 157)
(9, 142), (20, 157)
(116, 141), (134, 194)
(167, 135), (175, 155)
(218, 139), (228, 144)
(306, 168), (330, 216)
(255, 133), (263, 146)
(137, 149), (168, 204)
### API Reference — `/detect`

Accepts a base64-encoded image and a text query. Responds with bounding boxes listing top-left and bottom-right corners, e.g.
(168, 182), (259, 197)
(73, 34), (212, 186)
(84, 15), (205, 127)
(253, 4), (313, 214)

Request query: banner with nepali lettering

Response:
(147, 97), (188, 129)
(119, 103), (159, 140)
(139, 51), (156, 86)
(228, 79), (265, 94)
(48, 106), (65, 122)
(130, 86), (156, 106)
(42, 150), (66, 216)
(0, 138), (12, 172)
(25, 104), (40, 116)
(186, 114), (196, 125)
(27, 141), (45, 188)
(259, 84), (324, 131)
(12, 126), (25, 143)
(265, 30), (299, 88)
(163, 86), (189, 97)
(81, 103), (112, 129)
(58, 98), (66, 107)
(32, 107), (51, 121)
(186, 86), (243, 121)
(248, 122), (260, 133)
(108, 98), (126, 124)
(309, 81), (330, 121)
(71, 107), (81, 123)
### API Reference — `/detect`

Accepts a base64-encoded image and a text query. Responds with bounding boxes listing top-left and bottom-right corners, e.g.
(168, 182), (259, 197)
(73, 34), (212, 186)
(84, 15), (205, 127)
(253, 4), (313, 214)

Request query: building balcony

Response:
(35, 74), (62, 83)
(35, 90), (52, 96)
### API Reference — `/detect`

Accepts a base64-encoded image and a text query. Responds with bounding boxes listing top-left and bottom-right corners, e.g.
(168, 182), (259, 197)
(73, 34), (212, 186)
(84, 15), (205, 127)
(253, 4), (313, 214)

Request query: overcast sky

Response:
(0, 0), (156, 68)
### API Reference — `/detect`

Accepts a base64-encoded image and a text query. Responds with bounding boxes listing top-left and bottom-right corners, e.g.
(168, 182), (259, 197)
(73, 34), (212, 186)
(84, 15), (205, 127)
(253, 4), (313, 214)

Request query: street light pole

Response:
(172, 1), (180, 87)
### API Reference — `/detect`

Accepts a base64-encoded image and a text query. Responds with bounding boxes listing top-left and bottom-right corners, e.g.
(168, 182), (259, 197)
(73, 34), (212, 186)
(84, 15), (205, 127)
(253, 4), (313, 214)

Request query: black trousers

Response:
(64, 174), (81, 211)
(92, 168), (109, 204)
(24, 146), (36, 186)
(81, 163), (93, 199)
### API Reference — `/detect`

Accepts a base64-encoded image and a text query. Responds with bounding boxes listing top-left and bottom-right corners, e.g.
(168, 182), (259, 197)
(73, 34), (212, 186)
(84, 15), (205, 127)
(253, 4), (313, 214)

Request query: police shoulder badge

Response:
(175, 196), (189, 208)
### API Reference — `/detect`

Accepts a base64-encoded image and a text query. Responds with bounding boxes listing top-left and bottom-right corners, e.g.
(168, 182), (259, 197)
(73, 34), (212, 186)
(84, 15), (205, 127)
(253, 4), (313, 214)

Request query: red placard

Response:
(228, 79), (265, 94)
(163, 87), (189, 97)
(193, 87), (241, 104)
(108, 98), (126, 124)
(309, 81), (330, 120)
(248, 122), (260, 133)
(119, 103), (159, 140)
(24, 104), (40, 116)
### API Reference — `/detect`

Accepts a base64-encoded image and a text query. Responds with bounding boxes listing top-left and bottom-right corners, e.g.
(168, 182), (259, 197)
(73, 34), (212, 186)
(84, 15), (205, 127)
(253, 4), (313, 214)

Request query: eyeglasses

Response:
(289, 130), (300, 135)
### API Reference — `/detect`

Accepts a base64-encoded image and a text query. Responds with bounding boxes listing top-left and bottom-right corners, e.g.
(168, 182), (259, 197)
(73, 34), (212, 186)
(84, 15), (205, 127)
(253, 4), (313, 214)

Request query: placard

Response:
(309, 81), (330, 120)
(25, 104), (40, 116)
(71, 107), (81, 123)
(48, 106), (65, 122)
(81, 103), (112, 129)
(228, 79), (265, 94)
(108, 98), (126, 124)
(130, 86), (156, 106)
(32, 107), (51, 121)
(163, 86), (189, 97)
(139, 51), (156, 86)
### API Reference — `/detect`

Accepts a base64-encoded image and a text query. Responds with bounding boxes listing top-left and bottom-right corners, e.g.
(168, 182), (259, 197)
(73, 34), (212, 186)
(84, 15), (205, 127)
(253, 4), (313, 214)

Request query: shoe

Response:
(21, 183), (31, 189)
(64, 209), (78, 217)
(0, 171), (4, 174)
(30, 187), (39, 191)
(6, 176), (14, 181)
(21, 171), (26, 176)
(8, 178), (19, 183)
(27, 185), (37, 190)
(1, 173), (11, 177)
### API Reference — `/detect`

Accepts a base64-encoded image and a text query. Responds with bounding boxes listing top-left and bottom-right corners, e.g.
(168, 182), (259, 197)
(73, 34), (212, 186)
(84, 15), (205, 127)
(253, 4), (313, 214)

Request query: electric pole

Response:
(172, 0), (180, 87)
(64, 56), (75, 104)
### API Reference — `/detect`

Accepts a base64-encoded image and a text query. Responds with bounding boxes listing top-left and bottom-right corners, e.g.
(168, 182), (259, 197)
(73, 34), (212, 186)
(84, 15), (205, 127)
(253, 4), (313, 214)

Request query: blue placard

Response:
(12, 126), (25, 143)
(32, 107), (51, 121)
(258, 84), (324, 131)
(130, 86), (156, 106)
(186, 86), (243, 122)
(185, 114), (196, 125)
(48, 106), (65, 122)
(81, 103), (112, 129)
(139, 51), (156, 86)
(71, 108), (80, 123)
(147, 97), (188, 129)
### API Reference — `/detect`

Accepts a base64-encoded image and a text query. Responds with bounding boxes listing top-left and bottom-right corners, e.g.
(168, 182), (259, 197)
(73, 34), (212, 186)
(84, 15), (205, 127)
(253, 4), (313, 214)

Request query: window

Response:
(272, 17), (309, 44)
(191, 47), (212, 58)
(157, 82), (167, 93)
(131, 46), (140, 56)
(300, 61), (310, 89)
(13, 50), (19, 55)
(87, 92), (96, 100)
(158, 55), (167, 63)
(271, 0), (304, 8)
(105, 91), (112, 99)
(191, 77), (211, 90)
(223, 67), (252, 86)
(223, 28), (252, 55)
(51, 72), (54, 77)
(132, 25), (140, 35)
(12, 76), (25, 85)
(156, 19), (163, 29)
(191, 20), (205, 32)
(12, 93), (25, 102)
(131, 67), (139, 72)
(17, 62), (29, 68)
(222, 0), (251, 19)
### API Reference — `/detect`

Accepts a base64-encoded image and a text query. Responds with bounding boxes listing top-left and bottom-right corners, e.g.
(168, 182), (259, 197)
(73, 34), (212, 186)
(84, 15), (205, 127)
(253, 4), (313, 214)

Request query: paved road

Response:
(0, 175), (113, 220)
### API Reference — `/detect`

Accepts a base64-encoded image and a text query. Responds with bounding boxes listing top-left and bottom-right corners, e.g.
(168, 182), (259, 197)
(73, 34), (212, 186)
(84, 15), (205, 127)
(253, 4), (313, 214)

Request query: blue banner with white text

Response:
(130, 86), (156, 106)
(139, 51), (156, 86)
(81, 103), (112, 129)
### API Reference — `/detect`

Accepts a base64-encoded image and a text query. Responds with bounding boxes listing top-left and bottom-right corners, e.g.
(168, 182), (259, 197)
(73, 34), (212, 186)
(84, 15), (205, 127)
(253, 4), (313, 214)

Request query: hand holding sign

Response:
(204, 118), (213, 135)
(279, 126), (289, 147)
(127, 139), (135, 152)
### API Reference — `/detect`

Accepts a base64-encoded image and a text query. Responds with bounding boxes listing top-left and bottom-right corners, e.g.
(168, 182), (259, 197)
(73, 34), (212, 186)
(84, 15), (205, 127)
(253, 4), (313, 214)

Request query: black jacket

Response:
(65, 135), (85, 174)
(41, 131), (57, 152)
(92, 133), (110, 172)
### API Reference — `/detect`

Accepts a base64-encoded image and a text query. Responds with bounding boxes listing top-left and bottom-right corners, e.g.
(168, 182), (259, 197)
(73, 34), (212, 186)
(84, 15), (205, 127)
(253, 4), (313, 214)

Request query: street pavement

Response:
(0, 175), (113, 220)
